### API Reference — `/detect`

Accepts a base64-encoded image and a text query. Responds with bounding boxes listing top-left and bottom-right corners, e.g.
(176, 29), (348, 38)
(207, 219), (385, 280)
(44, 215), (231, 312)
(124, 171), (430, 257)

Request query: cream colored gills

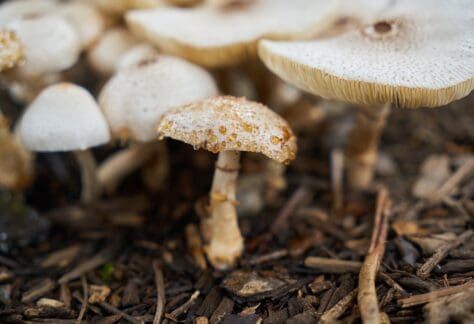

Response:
(258, 0), (474, 189)
(125, 0), (340, 67)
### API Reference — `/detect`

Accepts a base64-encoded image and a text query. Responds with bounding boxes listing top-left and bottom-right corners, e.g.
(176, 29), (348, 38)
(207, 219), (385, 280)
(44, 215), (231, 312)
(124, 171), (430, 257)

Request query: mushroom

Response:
(0, 111), (33, 190)
(259, 0), (474, 189)
(157, 95), (297, 269)
(56, 1), (105, 49)
(0, 29), (23, 73)
(92, 0), (164, 15)
(125, 0), (340, 67)
(0, 0), (58, 27)
(6, 14), (81, 79)
(19, 83), (111, 204)
(115, 43), (159, 71)
(87, 27), (139, 77)
(97, 54), (217, 192)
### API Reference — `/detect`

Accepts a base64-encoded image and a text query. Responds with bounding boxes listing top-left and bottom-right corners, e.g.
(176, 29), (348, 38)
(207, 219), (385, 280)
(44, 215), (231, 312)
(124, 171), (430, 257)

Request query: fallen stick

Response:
(358, 187), (391, 324)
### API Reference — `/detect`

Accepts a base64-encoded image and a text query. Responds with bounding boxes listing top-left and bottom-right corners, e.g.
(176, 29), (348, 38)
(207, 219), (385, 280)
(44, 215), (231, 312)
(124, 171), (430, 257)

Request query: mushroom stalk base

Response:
(98, 142), (163, 193)
(345, 104), (391, 190)
(206, 150), (243, 270)
(73, 150), (100, 205)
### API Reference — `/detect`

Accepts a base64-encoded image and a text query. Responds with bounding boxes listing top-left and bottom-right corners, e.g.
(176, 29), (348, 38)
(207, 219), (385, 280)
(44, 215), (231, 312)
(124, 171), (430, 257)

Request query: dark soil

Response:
(0, 92), (473, 324)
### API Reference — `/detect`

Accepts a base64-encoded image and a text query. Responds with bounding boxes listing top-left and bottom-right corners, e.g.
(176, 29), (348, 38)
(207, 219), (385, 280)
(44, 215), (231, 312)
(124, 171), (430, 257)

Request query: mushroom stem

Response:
(73, 149), (100, 205)
(345, 104), (391, 189)
(206, 150), (244, 269)
(97, 142), (162, 194)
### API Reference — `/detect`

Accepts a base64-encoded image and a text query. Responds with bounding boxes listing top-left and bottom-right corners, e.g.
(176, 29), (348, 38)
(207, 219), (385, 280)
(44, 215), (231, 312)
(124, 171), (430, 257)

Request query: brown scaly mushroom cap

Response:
(126, 0), (340, 67)
(0, 29), (23, 72)
(157, 95), (297, 164)
(259, 0), (474, 108)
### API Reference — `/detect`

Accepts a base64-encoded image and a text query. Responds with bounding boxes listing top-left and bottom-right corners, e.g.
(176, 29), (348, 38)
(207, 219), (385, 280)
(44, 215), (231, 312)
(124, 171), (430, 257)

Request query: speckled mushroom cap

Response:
(259, 0), (474, 108)
(125, 0), (340, 67)
(99, 55), (218, 142)
(0, 0), (58, 27)
(6, 15), (81, 78)
(0, 30), (23, 72)
(157, 96), (297, 163)
(20, 83), (111, 152)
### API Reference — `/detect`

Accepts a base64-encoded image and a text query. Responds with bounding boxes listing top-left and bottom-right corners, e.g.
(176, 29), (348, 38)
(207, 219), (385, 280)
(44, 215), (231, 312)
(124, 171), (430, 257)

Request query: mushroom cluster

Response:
(0, 0), (473, 279)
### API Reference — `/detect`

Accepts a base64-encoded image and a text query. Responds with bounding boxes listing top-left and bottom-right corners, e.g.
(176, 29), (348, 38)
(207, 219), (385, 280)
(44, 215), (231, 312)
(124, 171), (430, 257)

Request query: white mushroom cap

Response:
(93, 0), (163, 15)
(0, 0), (58, 27)
(57, 1), (105, 49)
(7, 15), (81, 78)
(259, 0), (474, 108)
(87, 27), (139, 76)
(20, 83), (111, 152)
(99, 55), (218, 142)
(126, 0), (340, 67)
(0, 29), (23, 72)
(115, 43), (159, 71)
(157, 96), (297, 163)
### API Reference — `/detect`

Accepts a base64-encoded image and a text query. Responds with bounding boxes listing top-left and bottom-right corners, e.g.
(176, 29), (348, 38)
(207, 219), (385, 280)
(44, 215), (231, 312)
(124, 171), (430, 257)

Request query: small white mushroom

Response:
(98, 55), (217, 192)
(259, 0), (474, 189)
(87, 27), (139, 77)
(125, 0), (340, 67)
(6, 14), (81, 78)
(0, 0), (58, 27)
(93, 0), (163, 15)
(19, 83), (111, 204)
(157, 95), (297, 269)
(57, 1), (105, 49)
(0, 29), (23, 72)
(115, 43), (159, 71)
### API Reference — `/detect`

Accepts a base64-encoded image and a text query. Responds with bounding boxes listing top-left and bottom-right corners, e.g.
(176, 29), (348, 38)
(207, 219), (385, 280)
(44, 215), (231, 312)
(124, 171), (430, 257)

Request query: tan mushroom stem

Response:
(97, 142), (164, 193)
(73, 149), (101, 205)
(206, 150), (244, 269)
(345, 103), (391, 189)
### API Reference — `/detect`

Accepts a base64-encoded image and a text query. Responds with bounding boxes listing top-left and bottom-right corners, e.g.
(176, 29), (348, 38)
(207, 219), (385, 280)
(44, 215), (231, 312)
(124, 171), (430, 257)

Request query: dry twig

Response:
(152, 261), (165, 324)
(320, 288), (357, 323)
(75, 276), (88, 324)
(416, 229), (473, 279)
(398, 281), (474, 308)
(358, 187), (391, 324)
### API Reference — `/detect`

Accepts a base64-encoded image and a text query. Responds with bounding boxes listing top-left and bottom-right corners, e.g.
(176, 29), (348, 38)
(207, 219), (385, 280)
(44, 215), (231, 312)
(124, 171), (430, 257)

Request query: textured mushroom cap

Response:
(126, 0), (340, 67)
(93, 0), (163, 14)
(87, 28), (139, 76)
(259, 0), (474, 108)
(0, 30), (23, 72)
(20, 83), (111, 152)
(115, 43), (159, 71)
(157, 96), (297, 163)
(7, 15), (81, 77)
(0, 0), (57, 27)
(57, 2), (105, 49)
(99, 55), (218, 142)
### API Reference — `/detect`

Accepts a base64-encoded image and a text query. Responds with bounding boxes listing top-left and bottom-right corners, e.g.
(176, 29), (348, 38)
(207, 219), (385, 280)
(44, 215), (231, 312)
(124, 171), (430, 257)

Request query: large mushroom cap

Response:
(0, 29), (23, 72)
(20, 83), (110, 152)
(126, 0), (340, 67)
(157, 96), (297, 163)
(7, 14), (81, 77)
(99, 55), (218, 142)
(259, 0), (474, 108)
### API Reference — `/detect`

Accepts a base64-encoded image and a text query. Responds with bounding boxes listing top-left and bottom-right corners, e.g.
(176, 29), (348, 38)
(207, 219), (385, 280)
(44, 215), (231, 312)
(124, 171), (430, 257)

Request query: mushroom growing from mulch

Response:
(19, 83), (111, 204)
(259, 0), (474, 189)
(98, 55), (218, 192)
(157, 95), (297, 269)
